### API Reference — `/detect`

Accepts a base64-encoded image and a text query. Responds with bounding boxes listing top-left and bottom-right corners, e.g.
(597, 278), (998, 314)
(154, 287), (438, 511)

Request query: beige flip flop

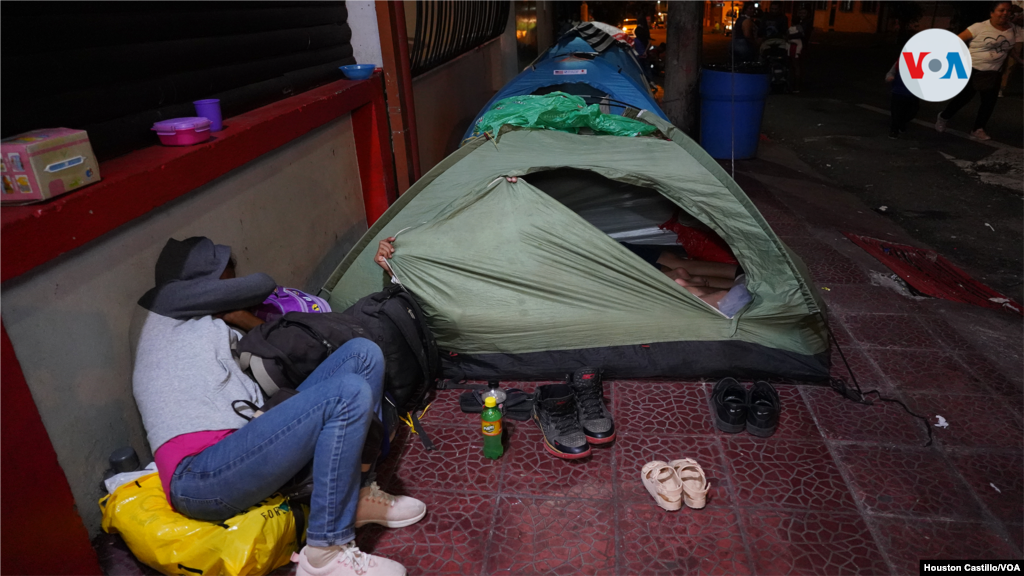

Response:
(669, 458), (710, 509)
(641, 461), (684, 511)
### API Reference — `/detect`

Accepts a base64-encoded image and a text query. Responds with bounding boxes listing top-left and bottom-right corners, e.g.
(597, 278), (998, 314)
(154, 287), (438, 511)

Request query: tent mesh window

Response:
(1, 1), (355, 161)
(408, 1), (510, 77)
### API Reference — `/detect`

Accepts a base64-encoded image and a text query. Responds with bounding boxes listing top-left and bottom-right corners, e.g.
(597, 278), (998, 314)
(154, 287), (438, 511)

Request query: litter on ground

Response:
(846, 233), (1024, 315)
(934, 415), (949, 428)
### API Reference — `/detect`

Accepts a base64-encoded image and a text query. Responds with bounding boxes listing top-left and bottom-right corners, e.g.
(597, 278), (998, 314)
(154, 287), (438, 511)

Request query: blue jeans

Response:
(170, 338), (384, 547)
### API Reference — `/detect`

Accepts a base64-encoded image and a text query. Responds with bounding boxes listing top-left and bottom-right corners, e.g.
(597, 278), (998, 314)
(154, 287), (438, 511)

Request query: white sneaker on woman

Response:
(354, 482), (426, 528)
(970, 128), (992, 141)
(293, 543), (406, 576)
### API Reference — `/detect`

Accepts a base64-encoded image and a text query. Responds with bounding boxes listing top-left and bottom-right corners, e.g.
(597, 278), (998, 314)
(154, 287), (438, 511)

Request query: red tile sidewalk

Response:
(95, 173), (1022, 576)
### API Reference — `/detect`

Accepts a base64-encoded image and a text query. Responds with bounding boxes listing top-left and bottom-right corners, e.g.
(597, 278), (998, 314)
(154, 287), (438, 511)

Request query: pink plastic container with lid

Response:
(151, 117), (212, 146)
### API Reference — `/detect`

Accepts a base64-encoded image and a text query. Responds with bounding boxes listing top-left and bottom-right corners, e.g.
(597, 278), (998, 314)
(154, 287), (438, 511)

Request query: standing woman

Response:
(788, 5), (814, 93)
(935, 1), (1022, 140)
(999, 3), (1023, 96)
(731, 3), (758, 65)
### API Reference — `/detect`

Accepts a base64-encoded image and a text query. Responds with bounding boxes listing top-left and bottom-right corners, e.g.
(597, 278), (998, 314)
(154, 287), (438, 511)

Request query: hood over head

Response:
(154, 236), (232, 285)
(139, 237), (277, 319)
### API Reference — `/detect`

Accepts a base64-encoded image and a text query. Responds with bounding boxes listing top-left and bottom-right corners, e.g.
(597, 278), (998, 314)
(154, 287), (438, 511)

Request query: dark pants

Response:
(940, 70), (1001, 130)
(732, 40), (755, 64)
(890, 93), (920, 131)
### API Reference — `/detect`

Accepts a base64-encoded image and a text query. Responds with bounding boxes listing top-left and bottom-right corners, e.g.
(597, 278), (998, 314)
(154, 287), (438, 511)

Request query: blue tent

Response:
(463, 26), (667, 141)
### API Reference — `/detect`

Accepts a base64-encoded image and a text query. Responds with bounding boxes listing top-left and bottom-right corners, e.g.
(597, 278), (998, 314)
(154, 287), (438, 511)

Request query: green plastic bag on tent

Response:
(472, 92), (657, 139)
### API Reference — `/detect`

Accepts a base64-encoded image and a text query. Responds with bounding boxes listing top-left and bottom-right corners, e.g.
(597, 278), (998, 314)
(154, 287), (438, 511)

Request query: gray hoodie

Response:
(130, 237), (277, 452)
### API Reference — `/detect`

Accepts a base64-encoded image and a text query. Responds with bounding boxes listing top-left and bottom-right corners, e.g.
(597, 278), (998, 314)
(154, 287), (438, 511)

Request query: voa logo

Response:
(899, 28), (972, 102)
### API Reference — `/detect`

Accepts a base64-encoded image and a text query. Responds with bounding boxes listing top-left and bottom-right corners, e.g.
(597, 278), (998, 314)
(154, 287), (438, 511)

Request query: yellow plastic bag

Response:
(99, 473), (299, 576)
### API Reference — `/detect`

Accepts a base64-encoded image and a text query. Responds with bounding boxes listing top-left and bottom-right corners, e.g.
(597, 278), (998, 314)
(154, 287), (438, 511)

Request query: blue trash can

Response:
(700, 68), (770, 160)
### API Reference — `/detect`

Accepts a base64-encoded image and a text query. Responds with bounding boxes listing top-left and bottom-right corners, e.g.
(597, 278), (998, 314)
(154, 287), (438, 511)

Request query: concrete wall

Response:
(412, 6), (518, 172)
(535, 0), (555, 55)
(1, 115), (368, 534)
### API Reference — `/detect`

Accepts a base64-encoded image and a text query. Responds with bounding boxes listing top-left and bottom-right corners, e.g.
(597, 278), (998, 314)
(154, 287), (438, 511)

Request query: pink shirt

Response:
(154, 430), (235, 506)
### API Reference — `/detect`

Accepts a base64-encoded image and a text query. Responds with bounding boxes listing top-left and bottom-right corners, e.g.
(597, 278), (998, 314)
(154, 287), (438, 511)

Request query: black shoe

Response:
(533, 384), (591, 459)
(746, 381), (780, 437)
(711, 377), (747, 433)
(567, 367), (615, 445)
(888, 129), (899, 139)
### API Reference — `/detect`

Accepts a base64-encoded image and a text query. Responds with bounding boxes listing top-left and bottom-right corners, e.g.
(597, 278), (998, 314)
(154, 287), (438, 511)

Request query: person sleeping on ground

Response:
(617, 242), (750, 314)
(131, 236), (420, 576)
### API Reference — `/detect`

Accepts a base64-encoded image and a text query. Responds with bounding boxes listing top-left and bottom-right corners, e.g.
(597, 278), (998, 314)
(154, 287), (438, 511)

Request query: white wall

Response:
(1, 115), (368, 534)
(412, 6), (519, 171)
(347, 0), (384, 67)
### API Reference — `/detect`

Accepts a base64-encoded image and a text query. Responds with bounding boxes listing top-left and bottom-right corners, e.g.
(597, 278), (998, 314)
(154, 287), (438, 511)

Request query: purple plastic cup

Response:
(193, 99), (222, 131)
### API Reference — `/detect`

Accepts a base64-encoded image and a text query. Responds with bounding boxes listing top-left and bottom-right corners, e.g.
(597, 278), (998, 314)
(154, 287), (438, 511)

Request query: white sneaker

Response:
(935, 112), (948, 133)
(354, 482), (426, 528)
(292, 543), (406, 576)
(970, 128), (992, 141)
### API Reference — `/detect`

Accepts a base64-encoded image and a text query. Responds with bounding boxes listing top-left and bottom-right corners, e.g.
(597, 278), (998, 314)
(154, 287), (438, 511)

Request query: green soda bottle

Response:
(482, 396), (503, 459)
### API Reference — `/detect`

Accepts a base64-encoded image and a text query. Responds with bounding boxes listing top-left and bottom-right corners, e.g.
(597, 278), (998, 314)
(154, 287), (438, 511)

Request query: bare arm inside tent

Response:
(621, 242), (746, 312)
(375, 237), (396, 275)
(655, 251), (738, 290)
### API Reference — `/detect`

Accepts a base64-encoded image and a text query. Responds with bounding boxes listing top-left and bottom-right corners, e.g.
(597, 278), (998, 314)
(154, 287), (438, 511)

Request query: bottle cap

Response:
(109, 446), (140, 473)
(484, 396), (497, 408)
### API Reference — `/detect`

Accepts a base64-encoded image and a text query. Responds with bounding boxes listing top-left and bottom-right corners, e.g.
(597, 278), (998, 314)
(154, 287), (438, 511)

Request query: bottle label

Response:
(482, 420), (502, 436)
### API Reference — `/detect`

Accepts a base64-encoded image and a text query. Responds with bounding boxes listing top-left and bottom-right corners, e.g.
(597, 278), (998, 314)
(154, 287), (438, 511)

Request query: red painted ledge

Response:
(1, 71), (395, 284)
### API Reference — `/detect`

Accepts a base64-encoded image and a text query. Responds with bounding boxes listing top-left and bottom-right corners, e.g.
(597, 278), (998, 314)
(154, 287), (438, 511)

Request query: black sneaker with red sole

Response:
(567, 367), (616, 445)
(533, 383), (592, 459)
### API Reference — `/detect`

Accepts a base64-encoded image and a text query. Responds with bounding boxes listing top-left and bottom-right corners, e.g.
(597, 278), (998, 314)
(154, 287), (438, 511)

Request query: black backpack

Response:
(236, 312), (371, 393)
(341, 285), (442, 448)
(237, 286), (442, 448)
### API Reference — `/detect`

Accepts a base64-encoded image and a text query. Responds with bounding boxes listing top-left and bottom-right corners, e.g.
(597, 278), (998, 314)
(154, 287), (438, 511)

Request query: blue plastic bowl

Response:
(340, 64), (375, 80)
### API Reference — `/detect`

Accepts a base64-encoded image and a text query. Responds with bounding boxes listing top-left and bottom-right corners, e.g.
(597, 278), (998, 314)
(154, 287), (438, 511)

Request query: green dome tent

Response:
(320, 111), (830, 382)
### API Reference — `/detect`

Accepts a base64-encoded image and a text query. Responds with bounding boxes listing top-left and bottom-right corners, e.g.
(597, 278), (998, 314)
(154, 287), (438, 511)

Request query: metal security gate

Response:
(409, 1), (509, 76)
